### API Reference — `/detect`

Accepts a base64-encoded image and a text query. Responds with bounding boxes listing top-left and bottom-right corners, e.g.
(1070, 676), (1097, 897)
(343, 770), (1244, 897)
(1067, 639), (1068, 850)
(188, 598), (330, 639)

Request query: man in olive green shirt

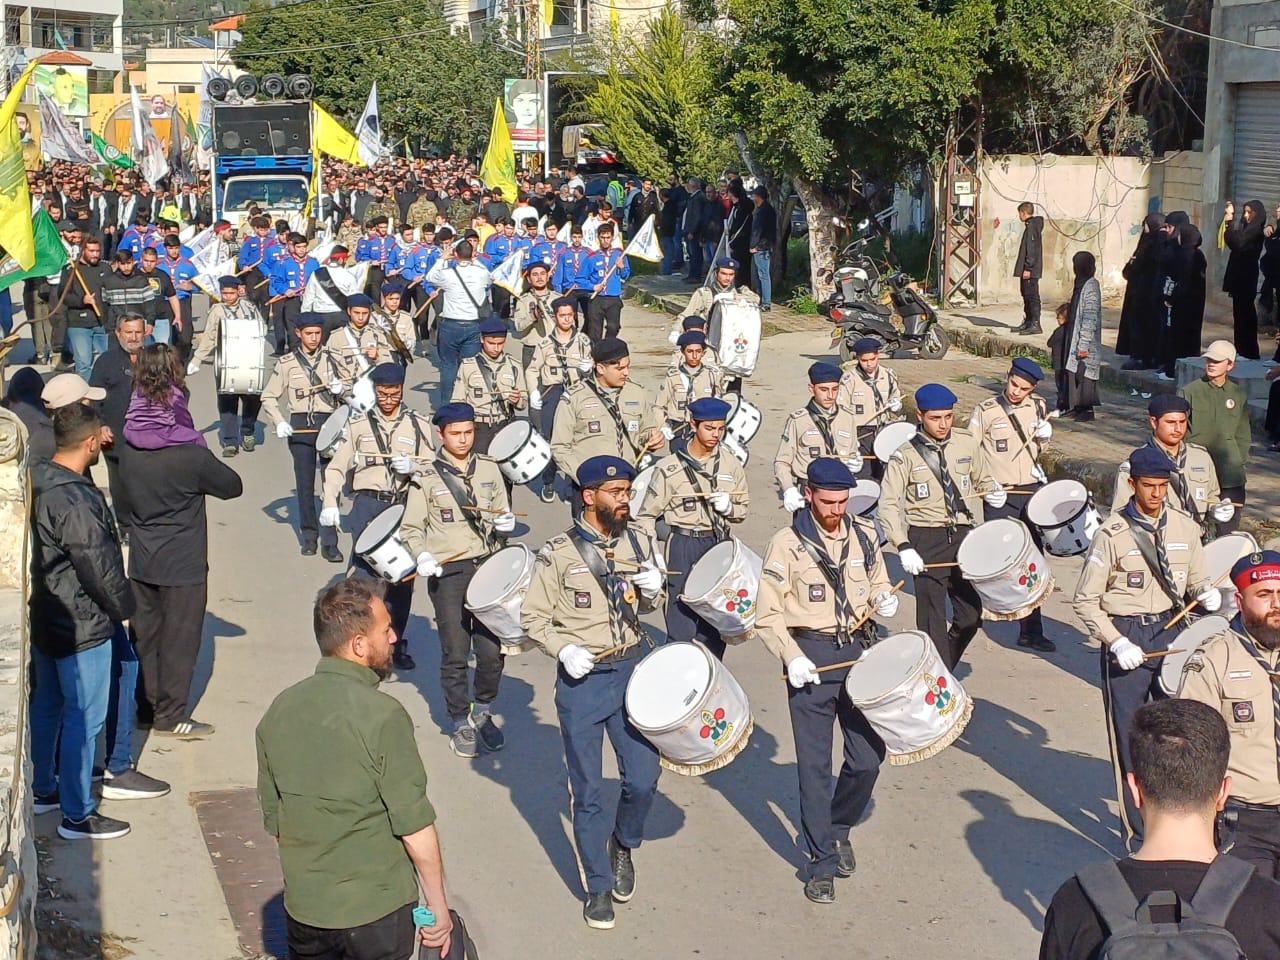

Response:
(256, 577), (454, 959)
(1181, 339), (1252, 535)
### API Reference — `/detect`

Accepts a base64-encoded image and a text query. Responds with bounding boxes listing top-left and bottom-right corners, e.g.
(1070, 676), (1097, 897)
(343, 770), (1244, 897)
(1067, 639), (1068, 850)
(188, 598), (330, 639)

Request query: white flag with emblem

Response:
(491, 247), (526, 295)
(623, 214), (661, 263)
(356, 82), (384, 169)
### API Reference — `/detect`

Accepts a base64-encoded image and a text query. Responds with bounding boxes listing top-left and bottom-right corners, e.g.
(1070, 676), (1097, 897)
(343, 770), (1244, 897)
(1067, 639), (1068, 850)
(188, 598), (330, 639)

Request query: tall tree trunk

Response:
(734, 131), (790, 291)
(794, 176), (845, 299)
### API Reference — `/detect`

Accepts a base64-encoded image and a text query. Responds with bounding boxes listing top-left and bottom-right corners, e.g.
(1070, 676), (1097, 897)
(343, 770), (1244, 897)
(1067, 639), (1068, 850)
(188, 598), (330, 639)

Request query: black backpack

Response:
(1076, 856), (1254, 959)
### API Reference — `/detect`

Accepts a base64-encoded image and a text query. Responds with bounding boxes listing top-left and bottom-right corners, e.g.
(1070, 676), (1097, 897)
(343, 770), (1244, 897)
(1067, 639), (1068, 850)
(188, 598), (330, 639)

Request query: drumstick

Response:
(254, 277), (272, 289)
(593, 640), (637, 660)
(1143, 647), (1193, 661)
(781, 580), (906, 678)
(922, 561), (960, 570)
(1161, 567), (1235, 635)
(366, 453), (435, 463)
(462, 505), (528, 517)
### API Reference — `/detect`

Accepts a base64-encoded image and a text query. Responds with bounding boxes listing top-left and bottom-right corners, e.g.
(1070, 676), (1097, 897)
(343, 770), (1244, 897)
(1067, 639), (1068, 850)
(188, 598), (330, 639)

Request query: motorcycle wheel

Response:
(917, 324), (950, 360)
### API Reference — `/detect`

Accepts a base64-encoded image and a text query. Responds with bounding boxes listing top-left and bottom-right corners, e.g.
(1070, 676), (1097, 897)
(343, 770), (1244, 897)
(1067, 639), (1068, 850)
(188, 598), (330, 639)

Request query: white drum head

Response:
(1160, 615), (1230, 694)
(844, 631), (926, 701)
(722, 433), (749, 465)
(1204, 533), (1259, 582)
(957, 518), (1030, 579)
(1026, 480), (1088, 528)
(846, 479), (880, 517)
(873, 422), (916, 463)
(355, 504), (404, 553)
(489, 420), (532, 462)
(724, 393), (742, 422)
(683, 540), (738, 598)
(316, 407), (350, 450)
(626, 643), (711, 730)
(466, 546), (529, 608)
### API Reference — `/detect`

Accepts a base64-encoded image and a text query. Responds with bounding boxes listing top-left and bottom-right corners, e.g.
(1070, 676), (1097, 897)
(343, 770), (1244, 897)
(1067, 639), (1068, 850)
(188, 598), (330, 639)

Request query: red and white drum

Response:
(680, 538), (762, 641)
(465, 545), (535, 652)
(956, 518), (1054, 620)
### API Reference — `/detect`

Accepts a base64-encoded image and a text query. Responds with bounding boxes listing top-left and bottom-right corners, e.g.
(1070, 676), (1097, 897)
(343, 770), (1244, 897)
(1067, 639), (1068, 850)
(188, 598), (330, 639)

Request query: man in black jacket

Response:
(683, 177), (707, 284)
(30, 405), (168, 841)
(101, 250), (157, 334)
(749, 186), (778, 312)
(61, 236), (110, 380)
(1013, 201), (1044, 335)
(90, 314), (145, 540)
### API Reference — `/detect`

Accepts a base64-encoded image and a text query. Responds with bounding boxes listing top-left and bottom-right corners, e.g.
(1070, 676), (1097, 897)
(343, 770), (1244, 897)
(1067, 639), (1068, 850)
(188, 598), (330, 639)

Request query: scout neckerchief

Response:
(676, 445), (729, 540)
(1121, 501), (1184, 607)
(804, 399), (839, 455)
(910, 431), (972, 526)
(1231, 619), (1280, 779)
(549, 329), (578, 388)
(434, 453), (497, 550)
(568, 519), (645, 644)
(476, 353), (512, 420)
(585, 380), (642, 458)
(366, 407), (428, 490)
(855, 364), (886, 417)
(994, 392), (1042, 461)
(1149, 438), (1201, 521)
(791, 509), (874, 647)
(345, 324), (377, 374)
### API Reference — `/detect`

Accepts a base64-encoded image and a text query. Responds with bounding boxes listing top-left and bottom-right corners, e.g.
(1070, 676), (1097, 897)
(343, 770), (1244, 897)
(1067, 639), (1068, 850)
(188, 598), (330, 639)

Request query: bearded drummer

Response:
(521, 455), (666, 932)
(260, 311), (345, 562)
(967, 357), (1056, 654)
(321, 362), (436, 673)
(1072, 444), (1218, 850)
(774, 362), (863, 514)
(837, 337), (903, 481)
(400, 403), (515, 760)
(187, 274), (267, 457)
(450, 316), (527, 457)
(879, 384), (1003, 672)
(756, 458), (898, 905)
(634, 397), (749, 660)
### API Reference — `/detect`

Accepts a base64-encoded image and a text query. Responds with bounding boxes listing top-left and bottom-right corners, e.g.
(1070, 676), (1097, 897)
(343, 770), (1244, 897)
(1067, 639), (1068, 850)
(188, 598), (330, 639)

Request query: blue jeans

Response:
(753, 250), (772, 307)
(30, 639), (113, 821)
(685, 238), (704, 281)
(436, 318), (481, 406)
(67, 326), (108, 382)
(106, 625), (139, 775)
(148, 317), (172, 347)
(659, 234), (677, 275)
(0, 288), (12, 335)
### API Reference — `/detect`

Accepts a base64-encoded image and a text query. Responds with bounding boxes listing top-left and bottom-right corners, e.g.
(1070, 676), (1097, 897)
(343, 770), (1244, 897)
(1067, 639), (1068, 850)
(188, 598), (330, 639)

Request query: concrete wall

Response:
(1148, 150), (1205, 227)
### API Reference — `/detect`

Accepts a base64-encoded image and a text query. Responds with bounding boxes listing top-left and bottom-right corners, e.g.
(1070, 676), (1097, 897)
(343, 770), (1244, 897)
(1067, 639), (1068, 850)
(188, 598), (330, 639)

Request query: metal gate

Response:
(1232, 82), (1280, 204)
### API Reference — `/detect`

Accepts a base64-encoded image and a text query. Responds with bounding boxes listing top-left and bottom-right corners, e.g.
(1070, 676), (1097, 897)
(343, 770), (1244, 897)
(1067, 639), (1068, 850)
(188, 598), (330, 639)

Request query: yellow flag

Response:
(0, 61), (40, 269)
(312, 104), (361, 164)
(479, 99), (518, 203)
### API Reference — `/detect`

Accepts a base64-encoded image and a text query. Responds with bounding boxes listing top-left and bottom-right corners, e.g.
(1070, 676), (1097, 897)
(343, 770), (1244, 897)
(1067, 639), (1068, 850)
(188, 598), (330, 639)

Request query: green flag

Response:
(0, 211), (68, 292)
(92, 133), (135, 170)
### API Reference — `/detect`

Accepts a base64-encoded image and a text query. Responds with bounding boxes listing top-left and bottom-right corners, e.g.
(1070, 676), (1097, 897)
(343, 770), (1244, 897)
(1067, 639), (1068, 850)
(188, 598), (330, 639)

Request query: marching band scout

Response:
(837, 337), (902, 480)
(775, 362), (863, 514)
(526, 296), (595, 503)
(652, 332), (723, 444)
(188, 274), (269, 458)
(451, 316), (527, 457)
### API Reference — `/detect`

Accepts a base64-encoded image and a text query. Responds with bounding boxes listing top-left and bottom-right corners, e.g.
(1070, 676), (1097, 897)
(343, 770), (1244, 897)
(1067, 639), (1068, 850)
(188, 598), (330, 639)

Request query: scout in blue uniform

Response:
(269, 233), (319, 354)
(158, 235), (199, 363)
(579, 222), (630, 342)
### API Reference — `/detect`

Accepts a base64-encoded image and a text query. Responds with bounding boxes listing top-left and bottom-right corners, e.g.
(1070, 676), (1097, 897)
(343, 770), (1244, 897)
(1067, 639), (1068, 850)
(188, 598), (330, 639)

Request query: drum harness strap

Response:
(314, 267), (350, 313)
(1120, 502), (1186, 612)
(676, 446), (730, 541)
(344, 325), (377, 377)
(994, 394), (1045, 465)
(791, 510), (876, 649)
(365, 408), (428, 500)
(549, 331), (577, 388)
(476, 353), (513, 422)
(909, 433), (972, 535)
(1146, 438), (1207, 533)
(291, 346), (331, 424)
(586, 381), (644, 460)
(804, 400), (840, 457)
(434, 454), (502, 553)
(567, 523), (647, 651)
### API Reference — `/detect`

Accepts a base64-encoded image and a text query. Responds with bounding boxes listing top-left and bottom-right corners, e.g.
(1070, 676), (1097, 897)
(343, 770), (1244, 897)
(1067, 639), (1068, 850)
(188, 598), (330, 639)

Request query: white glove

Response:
(709, 491), (731, 515)
(984, 484), (1007, 509)
(842, 453), (864, 474)
(275, 422), (293, 439)
(783, 486), (805, 513)
(631, 559), (664, 599)
(319, 506), (341, 527)
(875, 591), (899, 618)
(1198, 588), (1223, 612)
(577, 359), (594, 373)
(786, 655), (821, 689)
(899, 547), (925, 576)
(328, 379), (346, 397)
(660, 424), (675, 441)
(1034, 419), (1052, 441)
(415, 552), (442, 578)
(186, 361), (199, 376)
(667, 328), (680, 345)
(389, 455), (417, 476)
(1109, 637), (1144, 671)
(492, 511), (517, 533)
(1212, 500), (1235, 523)
(888, 399), (902, 413)
(1031, 464), (1048, 484)
(558, 643), (596, 679)
(529, 388), (543, 410)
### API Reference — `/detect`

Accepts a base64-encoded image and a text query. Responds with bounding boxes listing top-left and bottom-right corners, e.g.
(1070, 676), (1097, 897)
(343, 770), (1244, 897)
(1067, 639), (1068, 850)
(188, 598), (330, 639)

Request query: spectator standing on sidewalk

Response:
(1013, 202), (1044, 335)
(1180, 339), (1250, 534)
(749, 186), (777, 312)
(1222, 200), (1266, 360)
(1063, 252), (1101, 421)
(1116, 213), (1165, 371)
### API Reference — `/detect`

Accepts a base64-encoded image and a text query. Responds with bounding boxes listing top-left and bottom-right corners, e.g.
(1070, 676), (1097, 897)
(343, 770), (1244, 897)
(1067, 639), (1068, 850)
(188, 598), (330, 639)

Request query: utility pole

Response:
(522, 0), (542, 81)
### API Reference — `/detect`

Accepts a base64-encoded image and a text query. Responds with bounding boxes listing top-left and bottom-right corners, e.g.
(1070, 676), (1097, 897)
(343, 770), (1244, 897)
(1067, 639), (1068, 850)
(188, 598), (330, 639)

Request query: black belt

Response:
(790, 628), (841, 643)
(441, 556), (483, 571)
(671, 527), (717, 539)
(1228, 799), (1280, 813)
(1112, 611), (1174, 627)
(357, 489), (407, 504)
(440, 316), (479, 324)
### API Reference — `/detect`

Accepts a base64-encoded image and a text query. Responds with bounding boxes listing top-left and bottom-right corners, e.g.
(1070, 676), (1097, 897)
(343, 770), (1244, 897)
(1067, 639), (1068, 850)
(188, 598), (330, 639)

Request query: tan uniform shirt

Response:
(1071, 507), (1210, 645)
(260, 347), (342, 428)
(521, 522), (664, 657)
(551, 380), (655, 481)
(527, 331), (593, 393)
(399, 455), (510, 563)
(756, 520), (891, 665)
(838, 364), (903, 431)
(191, 299), (265, 371)
(375, 308), (416, 353)
(634, 448), (749, 535)
(322, 405), (435, 508)
(1180, 627), (1280, 805)
(968, 393), (1047, 487)
(511, 289), (556, 347)
(879, 429), (991, 547)
(1112, 438), (1221, 523)
(653, 364), (722, 427)
(773, 403), (861, 495)
(674, 281), (759, 327)
(322, 322), (395, 383)
(451, 353), (528, 423)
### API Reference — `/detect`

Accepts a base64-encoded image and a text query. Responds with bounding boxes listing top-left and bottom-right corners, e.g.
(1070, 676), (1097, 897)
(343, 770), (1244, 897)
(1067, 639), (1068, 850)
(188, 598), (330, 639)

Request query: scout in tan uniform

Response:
(1072, 444), (1219, 849)
(775, 362), (863, 513)
(673, 259), (758, 331)
(967, 357), (1055, 653)
(400, 402), (515, 760)
(374, 284), (416, 366)
(756, 458), (898, 904)
(1111, 395), (1234, 537)
(1180, 550), (1280, 878)
(321, 362), (435, 672)
(450, 316), (527, 457)
(259, 311), (344, 561)
(665, 315), (724, 381)
(511, 259), (556, 368)
(187, 274), (269, 456)
(527, 297), (594, 503)
(880, 383), (1003, 671)
(652, 332), (723, 443)
(322, 293), (394, 386)
(551, 337), (662, 490)
(634, 397), (748, 660)
(520, 455), (665, 931)
(837, 337), (903, 480)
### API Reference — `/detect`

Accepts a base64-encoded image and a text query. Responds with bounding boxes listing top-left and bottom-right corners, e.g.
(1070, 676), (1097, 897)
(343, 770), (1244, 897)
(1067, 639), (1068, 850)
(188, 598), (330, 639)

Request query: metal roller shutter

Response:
(1232, 82), (1280, 203)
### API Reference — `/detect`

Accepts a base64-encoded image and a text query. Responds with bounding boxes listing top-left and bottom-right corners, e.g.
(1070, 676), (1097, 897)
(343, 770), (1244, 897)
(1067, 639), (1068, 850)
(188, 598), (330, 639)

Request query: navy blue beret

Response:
(677, 331), (706, 348)
(347, 293), (373, 309)
(915, 383), (957, 411)
(1148, 394), (1190, 418)
(852, 337), (881, 355)
(688, 397), (731, 421)
(592, 337), (628, 363)
(478, 317), (508, 337)
(218, 275), (240, 289)
(808, 362), (842, 384)
(1128, 445), (1177, 478)
(368, 362), (405, 386)
(807, 457), (856, 490)
(577, 455), (636, 488)
(681, 315), (707, 330)
(714, 257), (738, 270)
(1010, 357), (1044, 383)
(381, 282), (405, 296)
(294, 311), (325, 329)
(432, 402), (475, 426)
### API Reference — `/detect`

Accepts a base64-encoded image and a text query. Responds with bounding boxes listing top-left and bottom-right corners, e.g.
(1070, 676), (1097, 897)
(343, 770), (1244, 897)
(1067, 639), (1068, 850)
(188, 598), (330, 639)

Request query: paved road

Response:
(35, 304), (1122, 959)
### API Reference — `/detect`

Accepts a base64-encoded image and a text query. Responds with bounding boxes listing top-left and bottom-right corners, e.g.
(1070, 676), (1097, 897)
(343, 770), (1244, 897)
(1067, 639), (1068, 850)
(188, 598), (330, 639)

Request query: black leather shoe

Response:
(301, 541), (318, 556)
(804, 876), (835, 904)
(583, 891), (615, 929)
(834, 839), (856, 878)
(608, 835), (635, 902)
(393, 648), (416, 671)
(1017, 324), (1043, 335)
(1018, 635), (1057, 652)
(321, 544), (344, 563)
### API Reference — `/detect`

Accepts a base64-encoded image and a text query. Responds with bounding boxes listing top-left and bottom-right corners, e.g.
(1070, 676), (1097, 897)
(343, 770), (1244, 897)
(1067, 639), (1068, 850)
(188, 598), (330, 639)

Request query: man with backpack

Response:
(1039, 698), (1280, 959)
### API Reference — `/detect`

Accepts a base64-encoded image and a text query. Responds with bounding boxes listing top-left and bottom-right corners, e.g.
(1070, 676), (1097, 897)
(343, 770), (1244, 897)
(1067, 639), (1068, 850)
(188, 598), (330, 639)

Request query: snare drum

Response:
(489, 420), (553, 484)
(845, 479), (887, 545)
(872, 422), (916, 464)
(625, 641), (753, 775)
(708, 299), (761, 377)
(353, 505), (415, 582)
(1204, 532), (1259, 621)
(465, 545), (535, 649)
(722, 432), (749, 466)
(315, 407), (351, 458)
(680, 539), (763, 640)
(724, 393), (763, 446)
(1158, 615), (1231, 696)
(216, 314), (269, 395)
(956, 518), (1054, 620)
(844, 630), (972, 765)
(1025, 480), (1101, 557)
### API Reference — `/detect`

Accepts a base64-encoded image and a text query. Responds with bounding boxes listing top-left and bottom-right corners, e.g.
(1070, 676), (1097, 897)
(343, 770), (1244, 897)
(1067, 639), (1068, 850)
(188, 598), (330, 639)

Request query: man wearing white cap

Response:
(1180, 339), (1251, 536)
(42, 373), (107, 410)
